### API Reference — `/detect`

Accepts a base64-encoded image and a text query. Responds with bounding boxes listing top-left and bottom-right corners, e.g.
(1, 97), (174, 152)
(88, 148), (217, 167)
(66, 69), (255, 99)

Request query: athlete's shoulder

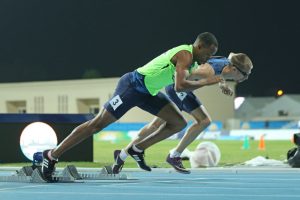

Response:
(208, 56), (228, 62)
(169, 44), (192, 52)
(166, 44), (193, 57)
(207, 56), (230, 75)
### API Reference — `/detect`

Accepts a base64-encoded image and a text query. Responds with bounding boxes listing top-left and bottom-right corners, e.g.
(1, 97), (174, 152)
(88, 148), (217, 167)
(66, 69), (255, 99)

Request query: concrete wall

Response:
(0, 78), (235, 124)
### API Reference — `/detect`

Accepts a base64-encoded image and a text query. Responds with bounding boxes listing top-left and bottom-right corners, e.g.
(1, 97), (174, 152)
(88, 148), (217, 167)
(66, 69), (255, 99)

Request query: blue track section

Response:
(1, 168), (300, 200)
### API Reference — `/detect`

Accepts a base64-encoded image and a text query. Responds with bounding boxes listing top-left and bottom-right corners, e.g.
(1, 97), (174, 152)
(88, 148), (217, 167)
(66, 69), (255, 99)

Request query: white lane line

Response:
(135, 176), (300, 181)
(3, 191), (300, 198)
(0, 185), (46, 191)
(89, 185), (300, 190)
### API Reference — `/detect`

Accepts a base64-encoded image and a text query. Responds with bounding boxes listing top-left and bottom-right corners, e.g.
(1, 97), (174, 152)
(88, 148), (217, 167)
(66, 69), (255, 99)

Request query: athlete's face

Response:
(232, 65), (252, 83)
(227, 53), (253, 83)
(196, 44), (218, 64)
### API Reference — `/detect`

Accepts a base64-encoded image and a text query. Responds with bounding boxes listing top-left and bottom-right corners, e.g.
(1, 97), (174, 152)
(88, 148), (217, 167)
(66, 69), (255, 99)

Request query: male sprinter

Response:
(41, 32), (221, 181)
(112, 52), (253, 174)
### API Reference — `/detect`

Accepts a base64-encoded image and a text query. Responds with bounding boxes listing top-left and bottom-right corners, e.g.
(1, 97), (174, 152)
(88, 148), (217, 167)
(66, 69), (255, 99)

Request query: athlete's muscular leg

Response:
(174, 105), (211, 153)
(125, 117), (166, 152)
(135, 103), (187, 150)
(51, 108), (117, 158)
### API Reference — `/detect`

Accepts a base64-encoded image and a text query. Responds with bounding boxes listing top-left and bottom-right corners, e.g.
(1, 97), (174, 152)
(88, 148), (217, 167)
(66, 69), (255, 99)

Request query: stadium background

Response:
(0, 0), (299, 164)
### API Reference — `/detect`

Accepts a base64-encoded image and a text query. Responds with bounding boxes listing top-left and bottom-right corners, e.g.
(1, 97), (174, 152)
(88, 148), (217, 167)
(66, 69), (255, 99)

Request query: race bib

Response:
(109, 95), (123, 110)
(176, 92), (187, 101)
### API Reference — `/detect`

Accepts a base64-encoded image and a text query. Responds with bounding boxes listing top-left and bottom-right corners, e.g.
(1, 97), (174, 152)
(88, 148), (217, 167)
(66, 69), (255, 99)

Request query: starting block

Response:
(16, 166), (34, 176)
(0, 165), (129, 183)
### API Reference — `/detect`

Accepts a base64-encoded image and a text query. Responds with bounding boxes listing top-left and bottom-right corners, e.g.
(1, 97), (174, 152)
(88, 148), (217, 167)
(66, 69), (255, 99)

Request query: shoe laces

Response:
(174, 157), (184, 168)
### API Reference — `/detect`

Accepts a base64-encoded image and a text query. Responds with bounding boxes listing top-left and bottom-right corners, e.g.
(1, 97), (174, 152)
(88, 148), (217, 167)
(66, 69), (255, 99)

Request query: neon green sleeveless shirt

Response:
(137, 44), (198, 96)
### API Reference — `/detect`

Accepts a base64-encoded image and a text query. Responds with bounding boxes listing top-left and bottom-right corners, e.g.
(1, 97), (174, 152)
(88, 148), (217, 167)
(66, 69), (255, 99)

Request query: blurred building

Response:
(0, 78), (236, 124)
(235, 95), (300, 129)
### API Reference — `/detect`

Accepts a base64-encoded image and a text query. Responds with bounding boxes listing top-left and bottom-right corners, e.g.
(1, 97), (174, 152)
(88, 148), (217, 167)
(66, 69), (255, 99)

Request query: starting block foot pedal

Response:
(16, 166), (34, 176)
(101, 165), (113, 175)
(30, 168), (47, 183)
(61, 165), (82, 180)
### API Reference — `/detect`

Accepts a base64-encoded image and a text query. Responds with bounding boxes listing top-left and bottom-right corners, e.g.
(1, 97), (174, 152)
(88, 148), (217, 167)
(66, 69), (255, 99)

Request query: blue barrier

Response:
(0, 113), (94, 123)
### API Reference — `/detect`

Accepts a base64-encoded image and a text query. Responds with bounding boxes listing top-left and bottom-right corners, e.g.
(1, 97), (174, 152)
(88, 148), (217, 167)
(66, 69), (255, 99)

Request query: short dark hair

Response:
(196, 32), (218, 47)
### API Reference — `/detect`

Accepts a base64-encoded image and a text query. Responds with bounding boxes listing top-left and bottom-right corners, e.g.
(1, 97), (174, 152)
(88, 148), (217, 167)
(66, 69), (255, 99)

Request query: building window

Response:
(34, 96), (44, 113)
(58, 95), (68, 113)
(89, 106), (100, 115)
(77, 98), (99, 114)
(6, 101), (27, 113)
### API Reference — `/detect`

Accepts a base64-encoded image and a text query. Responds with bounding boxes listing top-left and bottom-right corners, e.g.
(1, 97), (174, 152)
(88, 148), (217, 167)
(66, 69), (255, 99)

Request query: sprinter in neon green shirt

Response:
(113, 53), (253, 174)
(41, 32), (220, 181)
(137, 44), (198, 96)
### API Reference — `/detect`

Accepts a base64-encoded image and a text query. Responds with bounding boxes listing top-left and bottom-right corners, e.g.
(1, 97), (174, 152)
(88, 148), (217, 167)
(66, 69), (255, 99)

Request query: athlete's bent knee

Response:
(198, 117), (211, 129)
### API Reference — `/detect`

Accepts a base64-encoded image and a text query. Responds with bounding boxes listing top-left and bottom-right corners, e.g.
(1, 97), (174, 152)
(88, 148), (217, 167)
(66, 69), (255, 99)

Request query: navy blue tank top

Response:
(207, 57), (230, 75)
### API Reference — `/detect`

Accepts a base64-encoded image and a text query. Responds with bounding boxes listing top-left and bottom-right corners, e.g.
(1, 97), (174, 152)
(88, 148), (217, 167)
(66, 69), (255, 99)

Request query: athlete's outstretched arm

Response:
(174, 51), (222, 92)
(188, 63), (214, 80)
(191, 64), (233, 96)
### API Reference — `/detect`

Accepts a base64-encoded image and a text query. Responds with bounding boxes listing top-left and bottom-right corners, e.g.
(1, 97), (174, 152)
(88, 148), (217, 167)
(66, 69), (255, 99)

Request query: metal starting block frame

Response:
(0, 165), (128, 183)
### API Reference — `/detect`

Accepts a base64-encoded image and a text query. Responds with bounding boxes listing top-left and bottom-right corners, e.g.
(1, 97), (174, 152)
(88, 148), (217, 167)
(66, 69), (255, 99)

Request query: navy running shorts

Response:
(165, 84), (201, 113)
(104, 71), (171, 119)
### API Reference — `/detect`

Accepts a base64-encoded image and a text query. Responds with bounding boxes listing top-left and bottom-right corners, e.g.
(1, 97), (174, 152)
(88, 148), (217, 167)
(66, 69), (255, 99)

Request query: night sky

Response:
(0, 0), (299, 97)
